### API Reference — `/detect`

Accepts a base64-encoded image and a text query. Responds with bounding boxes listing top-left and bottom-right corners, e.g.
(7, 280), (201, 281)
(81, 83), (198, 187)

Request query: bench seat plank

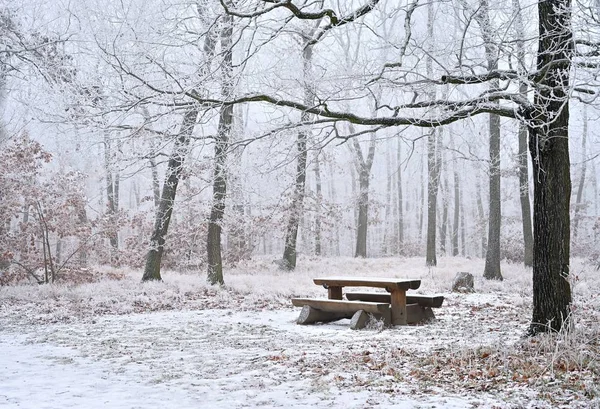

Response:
(313, 277), (421, 291)
(346, 292), (444, 308)
(291, 298), (390, 314)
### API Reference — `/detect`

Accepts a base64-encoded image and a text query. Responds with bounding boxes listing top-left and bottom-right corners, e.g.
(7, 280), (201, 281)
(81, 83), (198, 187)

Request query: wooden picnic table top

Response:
(313, 277), (421, 291)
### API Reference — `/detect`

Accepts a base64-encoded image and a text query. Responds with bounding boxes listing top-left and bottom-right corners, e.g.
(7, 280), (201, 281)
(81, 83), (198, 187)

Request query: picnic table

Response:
(291, 276), (444, 329)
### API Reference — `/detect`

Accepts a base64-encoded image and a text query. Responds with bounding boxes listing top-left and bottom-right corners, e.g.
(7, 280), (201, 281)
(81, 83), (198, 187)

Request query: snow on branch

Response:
(219, 0), (380, 44)
(184, 92), (518, 128)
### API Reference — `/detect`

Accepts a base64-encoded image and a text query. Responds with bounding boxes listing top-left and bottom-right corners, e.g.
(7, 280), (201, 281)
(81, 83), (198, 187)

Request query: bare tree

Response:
(143, 6), (219, 282)
(143, 110), (198, 281)
(206, 11), (235, 285)
(280, 24), (317, 270)
(460, 0), (503, 280)
(349, 126), (377, 258)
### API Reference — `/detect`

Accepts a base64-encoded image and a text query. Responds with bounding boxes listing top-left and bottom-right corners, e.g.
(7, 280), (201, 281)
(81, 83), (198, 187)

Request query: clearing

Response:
(1, 257), (599, 408)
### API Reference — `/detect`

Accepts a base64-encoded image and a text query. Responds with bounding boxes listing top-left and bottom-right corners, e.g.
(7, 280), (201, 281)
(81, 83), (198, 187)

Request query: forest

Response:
(1, 0), (599, 407)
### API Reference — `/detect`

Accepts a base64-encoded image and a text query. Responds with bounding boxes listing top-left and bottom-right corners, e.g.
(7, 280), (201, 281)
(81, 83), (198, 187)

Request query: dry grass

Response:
(1, 256), (599, 407)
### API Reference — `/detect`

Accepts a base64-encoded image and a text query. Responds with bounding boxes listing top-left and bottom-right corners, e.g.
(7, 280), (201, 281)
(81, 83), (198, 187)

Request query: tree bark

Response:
(483, 108), (502, 280)
(350, 128), (376, 258)
(142, 109), (197, 281)
(527, 0), (572, 334)
(282, 126), (308, 268)
(207, 13), (234, 285)
(355, 169), (370, 258)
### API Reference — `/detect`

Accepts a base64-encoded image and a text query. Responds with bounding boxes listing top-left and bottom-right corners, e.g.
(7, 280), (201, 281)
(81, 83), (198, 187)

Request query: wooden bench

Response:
(291, 298), (391, 329)
(291, 277), (434, 329)
(346, 292), (444, 324)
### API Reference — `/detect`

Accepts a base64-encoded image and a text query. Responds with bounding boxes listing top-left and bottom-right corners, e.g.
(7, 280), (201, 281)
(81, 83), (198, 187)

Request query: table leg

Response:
(328, 286), (343, 300)
(390, 289), (407, 325)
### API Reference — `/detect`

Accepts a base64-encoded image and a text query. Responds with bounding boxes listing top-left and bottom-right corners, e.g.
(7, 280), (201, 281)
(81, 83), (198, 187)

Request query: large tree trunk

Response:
(207, 13), (234, 285)
(527, 0), (572, 334)
(142, 109), (197, 281)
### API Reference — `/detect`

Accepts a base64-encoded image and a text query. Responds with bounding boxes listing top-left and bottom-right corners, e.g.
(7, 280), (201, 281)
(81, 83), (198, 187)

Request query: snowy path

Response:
(0, 308), (506, 409)
(0, 334), (206, 409)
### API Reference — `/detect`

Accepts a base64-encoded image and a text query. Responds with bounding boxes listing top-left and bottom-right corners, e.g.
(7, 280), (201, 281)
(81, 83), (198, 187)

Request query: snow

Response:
(1, 257), (599, 408)
(1, 310), (503, 409)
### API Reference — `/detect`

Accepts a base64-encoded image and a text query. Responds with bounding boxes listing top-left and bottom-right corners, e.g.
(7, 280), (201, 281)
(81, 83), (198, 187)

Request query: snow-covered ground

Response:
(1, 257), (599, 408)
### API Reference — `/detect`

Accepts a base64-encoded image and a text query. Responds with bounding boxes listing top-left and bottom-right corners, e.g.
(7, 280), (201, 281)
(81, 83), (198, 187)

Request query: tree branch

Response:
(185, 92), (517, 127)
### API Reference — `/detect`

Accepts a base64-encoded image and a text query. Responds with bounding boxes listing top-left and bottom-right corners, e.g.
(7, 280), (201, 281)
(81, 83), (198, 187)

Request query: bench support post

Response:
(328, 286), (343, 300)
(390, 289), (407, 325)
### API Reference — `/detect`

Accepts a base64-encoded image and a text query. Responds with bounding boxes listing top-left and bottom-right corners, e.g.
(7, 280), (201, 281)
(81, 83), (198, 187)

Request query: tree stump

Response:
(452, 272), (474, 293)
